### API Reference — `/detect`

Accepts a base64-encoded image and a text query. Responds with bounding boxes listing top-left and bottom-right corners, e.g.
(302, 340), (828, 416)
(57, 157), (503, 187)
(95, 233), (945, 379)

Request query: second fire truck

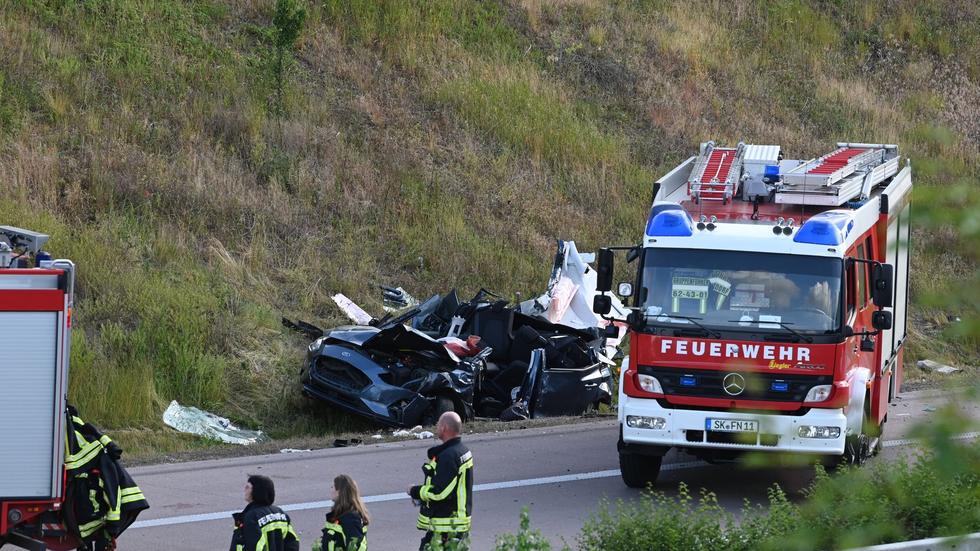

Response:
(594, 141), (912, 486)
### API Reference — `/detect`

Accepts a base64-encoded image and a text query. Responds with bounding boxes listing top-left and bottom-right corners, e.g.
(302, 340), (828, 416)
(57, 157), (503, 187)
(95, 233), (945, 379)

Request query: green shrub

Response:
(494, 508), (561, 551)
(577, 483), (795, 551)
(569, 406), (980, 551)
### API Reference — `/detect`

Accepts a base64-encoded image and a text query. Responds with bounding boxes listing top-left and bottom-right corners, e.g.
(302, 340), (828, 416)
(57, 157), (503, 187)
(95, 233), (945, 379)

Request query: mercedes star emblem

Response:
(722, 373), (746, 396)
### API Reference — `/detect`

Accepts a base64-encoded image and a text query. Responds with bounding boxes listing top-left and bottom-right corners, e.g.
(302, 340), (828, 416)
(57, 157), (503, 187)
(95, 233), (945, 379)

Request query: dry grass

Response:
(0, 0), (976, 455)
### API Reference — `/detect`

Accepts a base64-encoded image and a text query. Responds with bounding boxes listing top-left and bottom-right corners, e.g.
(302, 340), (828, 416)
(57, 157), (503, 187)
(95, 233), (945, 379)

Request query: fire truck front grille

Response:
(685, 430), (704, 443)
(639, 366), (831, 403)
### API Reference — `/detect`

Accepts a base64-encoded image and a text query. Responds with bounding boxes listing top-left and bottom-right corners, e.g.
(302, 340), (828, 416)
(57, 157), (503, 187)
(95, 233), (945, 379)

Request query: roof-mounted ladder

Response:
(687, 141), (746, 204)
(775, 143), (900, 206)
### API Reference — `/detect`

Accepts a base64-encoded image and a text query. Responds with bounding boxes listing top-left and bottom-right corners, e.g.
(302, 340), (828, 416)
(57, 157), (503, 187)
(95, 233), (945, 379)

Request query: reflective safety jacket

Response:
(409, 437), (474, 534)
(314, 510), (367, 551)
(229, 503), (300, 551)
(62, 406), (149, 549)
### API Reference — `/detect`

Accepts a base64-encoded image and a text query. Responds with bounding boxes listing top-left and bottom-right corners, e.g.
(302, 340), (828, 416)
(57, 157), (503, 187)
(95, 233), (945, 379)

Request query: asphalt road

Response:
(120, 390), (978, 551)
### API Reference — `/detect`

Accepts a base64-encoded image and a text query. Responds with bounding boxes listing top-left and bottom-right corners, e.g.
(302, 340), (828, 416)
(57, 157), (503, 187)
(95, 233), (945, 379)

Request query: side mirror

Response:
(593, 294), (612, 315)
(617, 282), (633, 297)
(871, 263), (894, 308)
(872, 310), (892, 331)
(596, 248), (614, 292)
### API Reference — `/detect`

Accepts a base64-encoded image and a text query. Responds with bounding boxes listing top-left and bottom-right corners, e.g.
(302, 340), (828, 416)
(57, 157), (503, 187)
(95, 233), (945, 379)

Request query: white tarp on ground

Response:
(162, 400), (268, 445)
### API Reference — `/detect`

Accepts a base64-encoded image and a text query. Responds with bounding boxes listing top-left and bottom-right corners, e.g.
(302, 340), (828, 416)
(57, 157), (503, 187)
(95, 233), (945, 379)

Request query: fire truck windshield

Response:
(639, 249), (843, 334)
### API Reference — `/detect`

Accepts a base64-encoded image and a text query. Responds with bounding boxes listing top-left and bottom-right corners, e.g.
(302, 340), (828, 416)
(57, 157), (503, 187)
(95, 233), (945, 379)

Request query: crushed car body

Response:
(293, 241), (627, 427)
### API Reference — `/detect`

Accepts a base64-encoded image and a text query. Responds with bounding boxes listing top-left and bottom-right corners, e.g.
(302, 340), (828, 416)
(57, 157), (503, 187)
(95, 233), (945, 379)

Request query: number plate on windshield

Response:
(706, 418), (759, 433)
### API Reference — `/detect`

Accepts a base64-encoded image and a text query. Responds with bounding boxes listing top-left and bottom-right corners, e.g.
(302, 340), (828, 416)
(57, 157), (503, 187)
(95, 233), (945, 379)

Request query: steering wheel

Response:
(793, 306), (831, 319)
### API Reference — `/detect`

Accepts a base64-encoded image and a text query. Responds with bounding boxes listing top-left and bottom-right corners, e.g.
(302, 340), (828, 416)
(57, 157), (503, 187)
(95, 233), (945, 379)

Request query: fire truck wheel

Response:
(619, 452), (662, 488)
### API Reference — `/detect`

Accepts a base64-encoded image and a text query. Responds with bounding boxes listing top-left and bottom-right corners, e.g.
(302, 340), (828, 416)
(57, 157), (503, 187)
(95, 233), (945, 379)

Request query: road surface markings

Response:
(131, 432), (980, 530)
(131, 461), (704, 529)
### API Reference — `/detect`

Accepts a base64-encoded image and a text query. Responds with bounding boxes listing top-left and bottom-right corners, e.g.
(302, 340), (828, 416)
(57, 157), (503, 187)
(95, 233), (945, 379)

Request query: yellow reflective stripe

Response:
(322, 521), (344, 551)
(457, 459), (472, 520)
(105, 479), (121, 521)
(322, 523), (344, 535)
(420, 475), (457, 502)
(65, 437), (102, 469)
(428, 518), (471, 533)
(417, 514), (471, 533)
(121, 491), (146, 504)
(78, 518), (104, 538)
(256, 519), (297, 551)
(121, 486), (145, 502)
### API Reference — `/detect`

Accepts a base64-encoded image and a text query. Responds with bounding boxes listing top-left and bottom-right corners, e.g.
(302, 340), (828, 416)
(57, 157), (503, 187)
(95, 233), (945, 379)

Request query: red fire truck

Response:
(0, 226), (78, 550)
(593, 142), (912, 486)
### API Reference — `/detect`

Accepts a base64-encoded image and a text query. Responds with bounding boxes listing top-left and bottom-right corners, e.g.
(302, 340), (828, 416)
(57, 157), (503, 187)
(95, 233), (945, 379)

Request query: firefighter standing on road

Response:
(230, 474), (300, 551)
(315, 474), (370, 551)
(408, 411), (474, 550)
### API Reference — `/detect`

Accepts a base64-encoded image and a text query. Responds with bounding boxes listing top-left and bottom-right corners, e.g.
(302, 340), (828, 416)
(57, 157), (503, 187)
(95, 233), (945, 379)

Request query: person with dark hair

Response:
(229, 474), (300, 551)
(314, 474), (370, 551)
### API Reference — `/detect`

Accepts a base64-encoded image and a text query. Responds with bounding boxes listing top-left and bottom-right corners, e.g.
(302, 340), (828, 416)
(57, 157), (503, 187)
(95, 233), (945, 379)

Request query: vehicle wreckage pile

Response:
(284, 241), (627, 427)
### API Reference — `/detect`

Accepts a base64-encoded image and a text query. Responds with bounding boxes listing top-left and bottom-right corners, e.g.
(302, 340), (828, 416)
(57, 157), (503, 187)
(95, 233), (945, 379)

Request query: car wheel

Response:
(423, 396), (456, 426)
(619, 452), (661, 488)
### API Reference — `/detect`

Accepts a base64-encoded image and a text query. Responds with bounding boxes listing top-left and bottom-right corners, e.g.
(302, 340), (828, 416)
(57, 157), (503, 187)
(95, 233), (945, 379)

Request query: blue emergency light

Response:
(771, 381), (789, 392)
(646, 208), (694, 237)
(679, 375), (697, 387)
(793, 211), (855, 246)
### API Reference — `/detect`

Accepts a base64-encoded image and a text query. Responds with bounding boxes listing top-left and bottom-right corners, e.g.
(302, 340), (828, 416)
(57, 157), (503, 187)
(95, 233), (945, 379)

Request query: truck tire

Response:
(619, 452), (662, 488)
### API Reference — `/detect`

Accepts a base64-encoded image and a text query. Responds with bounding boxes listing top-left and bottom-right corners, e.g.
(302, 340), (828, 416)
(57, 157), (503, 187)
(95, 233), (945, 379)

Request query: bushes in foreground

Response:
(483, 406), (980, 551)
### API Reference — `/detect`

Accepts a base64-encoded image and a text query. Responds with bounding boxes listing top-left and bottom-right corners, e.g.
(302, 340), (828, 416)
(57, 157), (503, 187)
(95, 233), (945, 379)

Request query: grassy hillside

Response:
(1, 0), (977, 450)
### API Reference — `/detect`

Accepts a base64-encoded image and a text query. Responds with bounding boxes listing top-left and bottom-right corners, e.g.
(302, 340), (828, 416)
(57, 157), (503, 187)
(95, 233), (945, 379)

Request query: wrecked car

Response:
(300, 307), (485, 427)
(292, 241), (626, 427)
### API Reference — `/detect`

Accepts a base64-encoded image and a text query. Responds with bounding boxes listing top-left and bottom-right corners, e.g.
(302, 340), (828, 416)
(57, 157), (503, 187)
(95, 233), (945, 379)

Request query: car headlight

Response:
(637, 374), (663, 394)
(803, 384), (832, 403)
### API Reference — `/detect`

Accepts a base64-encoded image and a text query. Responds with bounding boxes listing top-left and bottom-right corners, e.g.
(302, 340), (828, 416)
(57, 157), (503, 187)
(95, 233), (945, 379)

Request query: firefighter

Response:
(315, 474), (370, 551)
(407, 411), (474, 551)
(230, 475), (300, 551)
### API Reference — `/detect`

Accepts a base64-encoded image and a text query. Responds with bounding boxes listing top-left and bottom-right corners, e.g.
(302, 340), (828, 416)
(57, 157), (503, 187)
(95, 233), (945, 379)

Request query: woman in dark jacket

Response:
(316, 474), (370, 551)
(230, 474), (299, 551)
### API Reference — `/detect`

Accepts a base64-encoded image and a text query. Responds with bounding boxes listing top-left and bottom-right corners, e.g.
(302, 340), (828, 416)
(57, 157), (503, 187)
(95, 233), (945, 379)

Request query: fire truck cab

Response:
(0, 226), (79, 550)
(594, 142), (912, 487)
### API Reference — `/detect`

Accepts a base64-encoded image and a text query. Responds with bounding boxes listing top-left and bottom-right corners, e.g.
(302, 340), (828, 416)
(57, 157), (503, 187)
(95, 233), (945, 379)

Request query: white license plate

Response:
(705, 418), (759, 433)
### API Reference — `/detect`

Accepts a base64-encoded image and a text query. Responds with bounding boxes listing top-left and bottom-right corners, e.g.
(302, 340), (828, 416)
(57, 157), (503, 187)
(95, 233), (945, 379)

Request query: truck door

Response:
(0, 268), (70, 503)
(846, 237), (883, 423)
